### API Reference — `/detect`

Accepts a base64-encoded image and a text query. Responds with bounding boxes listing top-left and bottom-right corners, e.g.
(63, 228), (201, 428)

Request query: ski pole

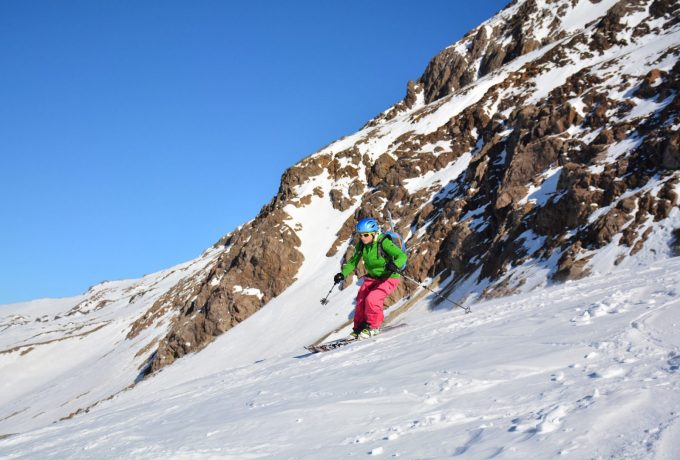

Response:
(320, 282), (339, 306)
(400, 273), (471, 314)
(386, 210), (396, 232)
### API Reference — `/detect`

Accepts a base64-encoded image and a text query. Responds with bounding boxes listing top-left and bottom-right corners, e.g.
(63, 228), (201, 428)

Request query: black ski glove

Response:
(385, 261), (402, 274)
(334, 273), (345, 284)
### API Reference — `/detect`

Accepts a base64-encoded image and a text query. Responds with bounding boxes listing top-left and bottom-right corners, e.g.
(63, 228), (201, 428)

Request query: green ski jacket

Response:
(341, 234), (407, 280)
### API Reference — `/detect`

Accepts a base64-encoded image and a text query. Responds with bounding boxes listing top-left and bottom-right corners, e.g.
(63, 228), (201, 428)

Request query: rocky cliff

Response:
(134, 0), (679, 376)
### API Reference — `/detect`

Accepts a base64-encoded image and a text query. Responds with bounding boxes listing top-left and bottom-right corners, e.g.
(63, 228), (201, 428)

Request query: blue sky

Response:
(0, 1), (509, 305)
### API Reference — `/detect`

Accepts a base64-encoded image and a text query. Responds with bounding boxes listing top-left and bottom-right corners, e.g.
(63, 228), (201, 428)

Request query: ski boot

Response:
(358, 326), (381, 340)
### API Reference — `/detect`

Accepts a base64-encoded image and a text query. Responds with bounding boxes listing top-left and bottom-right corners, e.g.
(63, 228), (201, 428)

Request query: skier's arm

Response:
(341, 245), (362, 278)
(382, 238), (407, 268)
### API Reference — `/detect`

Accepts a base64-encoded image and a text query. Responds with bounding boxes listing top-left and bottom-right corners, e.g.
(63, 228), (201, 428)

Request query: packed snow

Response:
(1, 257), (679, 458)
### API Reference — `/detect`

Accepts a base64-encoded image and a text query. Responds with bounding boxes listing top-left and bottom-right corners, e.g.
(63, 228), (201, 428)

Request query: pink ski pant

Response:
(353, 277), (401, 330)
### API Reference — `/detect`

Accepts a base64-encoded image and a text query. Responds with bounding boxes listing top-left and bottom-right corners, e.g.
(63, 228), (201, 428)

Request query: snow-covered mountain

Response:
(1, 0), (679, 456)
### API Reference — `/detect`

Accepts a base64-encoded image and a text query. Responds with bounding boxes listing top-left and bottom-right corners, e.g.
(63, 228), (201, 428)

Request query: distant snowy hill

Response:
(1, 0), (679, 456)
(0, 249), (222, 434)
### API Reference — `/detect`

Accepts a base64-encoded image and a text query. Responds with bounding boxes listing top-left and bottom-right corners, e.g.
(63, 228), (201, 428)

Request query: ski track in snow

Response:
(1, 258), (679, 459)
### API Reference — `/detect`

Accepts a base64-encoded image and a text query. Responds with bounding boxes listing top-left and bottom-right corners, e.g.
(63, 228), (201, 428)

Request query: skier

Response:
(334, 217), (407, 340)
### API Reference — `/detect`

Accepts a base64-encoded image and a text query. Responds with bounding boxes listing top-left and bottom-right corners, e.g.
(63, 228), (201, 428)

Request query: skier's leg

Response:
(353, 278), (373, 331)
(364, 278), (401, 329)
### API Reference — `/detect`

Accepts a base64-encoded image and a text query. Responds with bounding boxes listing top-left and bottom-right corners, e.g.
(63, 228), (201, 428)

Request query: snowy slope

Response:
(0, 248), (222, 435)
(1, 256), (678, 458)
(1, 0), (679, 454)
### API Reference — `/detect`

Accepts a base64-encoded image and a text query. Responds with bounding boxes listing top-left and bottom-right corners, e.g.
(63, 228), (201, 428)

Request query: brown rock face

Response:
(146, 209), (304, 374)
(634, 69), (666, 98)
(662, 131), (680, 170)
(671, 229), (680, 256)
(368, 154), (398, 187)
(417, 0), (570, 105)
(554, 243), (592, 282)
(420, 48), (476, 104)
(137, 152), (347, 376)
(135, 0), (680, 377)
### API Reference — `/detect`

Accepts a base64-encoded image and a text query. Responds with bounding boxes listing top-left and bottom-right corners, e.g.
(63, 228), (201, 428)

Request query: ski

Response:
(304, 323), (407, 353)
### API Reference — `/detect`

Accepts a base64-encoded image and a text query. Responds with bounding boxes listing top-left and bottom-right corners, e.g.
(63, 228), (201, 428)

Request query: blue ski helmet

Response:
(356, 217), (379, 233)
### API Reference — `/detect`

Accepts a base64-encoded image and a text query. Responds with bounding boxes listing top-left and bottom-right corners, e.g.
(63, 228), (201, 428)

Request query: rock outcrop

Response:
(136, 0), (680, 376)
